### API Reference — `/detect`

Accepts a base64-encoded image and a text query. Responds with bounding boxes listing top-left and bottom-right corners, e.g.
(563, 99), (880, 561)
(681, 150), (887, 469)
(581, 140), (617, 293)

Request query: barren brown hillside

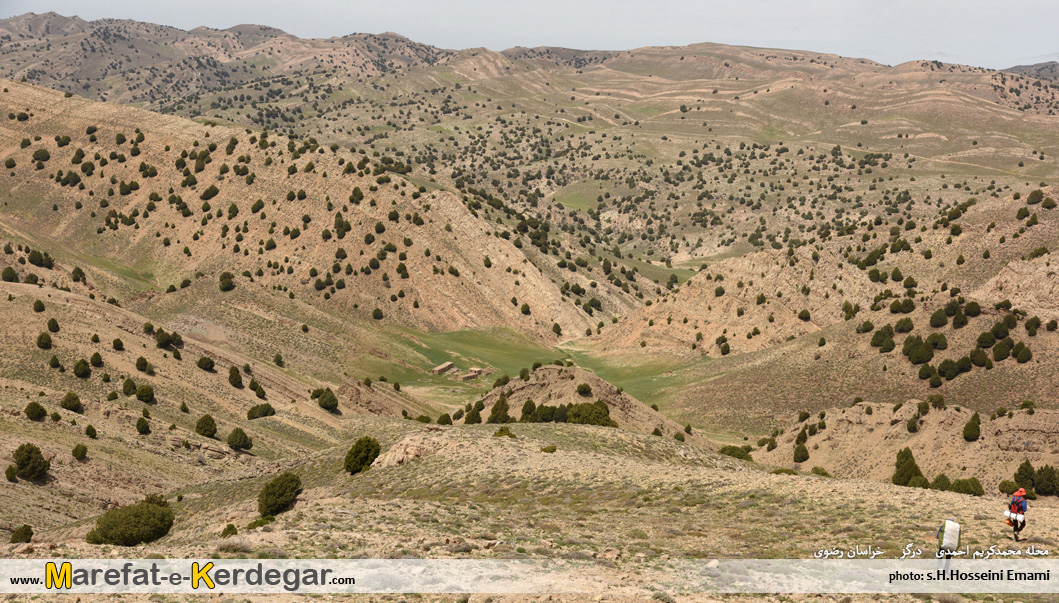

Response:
(0, 79), (632, 337)
(0, 280), (437, 530)
(0, 12), (451, 104)
(756, 399), (1059, 494)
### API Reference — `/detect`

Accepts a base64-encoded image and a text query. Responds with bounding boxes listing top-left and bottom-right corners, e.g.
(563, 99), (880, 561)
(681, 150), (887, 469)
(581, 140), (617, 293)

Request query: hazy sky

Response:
(3, 0), (1057, 69)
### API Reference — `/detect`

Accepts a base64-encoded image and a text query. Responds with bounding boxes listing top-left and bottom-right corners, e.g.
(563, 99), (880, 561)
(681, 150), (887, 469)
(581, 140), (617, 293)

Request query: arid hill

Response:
(0, 79), (633, 338)
(0, 11), (1058, 563)
(21, 413), (1059, 602)
(0, 12), (450, 104)
(1007, 61), (1059, 81)
(756, 398), (1059, 494)
(475, 364), (703, 443)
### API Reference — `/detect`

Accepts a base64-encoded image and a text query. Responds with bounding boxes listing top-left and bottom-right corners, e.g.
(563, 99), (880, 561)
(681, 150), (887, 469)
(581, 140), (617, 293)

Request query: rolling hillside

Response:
(0, 12), (450, 104)
(0, 12), (1057, 567)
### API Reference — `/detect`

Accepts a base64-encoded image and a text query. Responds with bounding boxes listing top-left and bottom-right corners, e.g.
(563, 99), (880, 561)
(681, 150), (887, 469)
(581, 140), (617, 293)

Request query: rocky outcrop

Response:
(375, 428), (444, 467)
(972, 258), (1059, 320)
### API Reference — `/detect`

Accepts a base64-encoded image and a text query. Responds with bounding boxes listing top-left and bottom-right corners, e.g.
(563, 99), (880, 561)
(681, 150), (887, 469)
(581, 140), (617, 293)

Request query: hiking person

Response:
(1010, 488), (1028, 542)
(936, 517), (960, 571)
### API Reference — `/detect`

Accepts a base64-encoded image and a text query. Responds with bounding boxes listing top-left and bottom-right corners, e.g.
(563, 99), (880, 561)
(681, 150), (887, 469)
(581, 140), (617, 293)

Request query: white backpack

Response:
(940, 519), (960, 550)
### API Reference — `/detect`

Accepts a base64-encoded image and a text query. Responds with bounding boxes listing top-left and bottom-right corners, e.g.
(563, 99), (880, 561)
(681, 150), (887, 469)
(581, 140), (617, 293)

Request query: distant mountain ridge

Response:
(1006, 61), (1059, 81)
(4, 11), (1059, 109)
(0, 11), (450, 104)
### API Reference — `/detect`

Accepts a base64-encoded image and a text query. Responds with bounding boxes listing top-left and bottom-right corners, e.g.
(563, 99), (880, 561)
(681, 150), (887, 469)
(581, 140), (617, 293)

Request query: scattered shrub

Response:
(1015, 460), (1037, 491)
(486, 396), (512, 424)
(13, 443), (50, 479)
(1034, 465), (1058, 496)
(993, 340), (1011, 362)
(219, 272), (235, 292)
(9, 525), (32, 543)
(892, 448), (924, 486)
(195, 414), (217, 438)
(135, 385), (155, 403)
(60, 392), (83, 414)
(566, 401), (616, 427)
(719, 445), (753, 462)
(24, 402), (46, 421)
(247, 403), (275, 420)
(257, 472), (301, 517)
(976, 331), (996, 348)
(493, 426), (516, 438)
(86, 497), (174, 546)
(949, 477), (985, 497)
(929, 309), (948, 328)
(464, 407), (482, 424)
(247, 516), (275, 531)
(904, 476), (928, 489)
(317, 388), (338, 411)
(998, 480), (1019, 496)
(344, 437), (381, 475)
(906, 415), (920, 433)
(228, 366), (243, 388)
(931, 474), (951, 491)
(962, 412), (981, 442)
(227, 428), (252, 451)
